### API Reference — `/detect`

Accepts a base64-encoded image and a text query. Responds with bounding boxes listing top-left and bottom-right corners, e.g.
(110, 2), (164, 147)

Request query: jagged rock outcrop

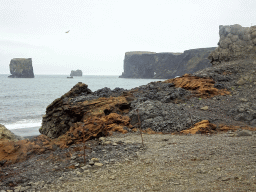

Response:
(40, 69), (234, 139)
(40, 56), (256, 140)
(0, 124), (23, 141)
(209, 24), (256, 65)
(119, 48), (216, 79)
(70, 69), (82, 76)
(8, 58), (34, 78)
(39, 82), (130, 138)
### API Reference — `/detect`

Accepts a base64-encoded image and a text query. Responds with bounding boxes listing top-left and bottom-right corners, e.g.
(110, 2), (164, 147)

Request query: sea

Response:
(0, 74), (164, 137)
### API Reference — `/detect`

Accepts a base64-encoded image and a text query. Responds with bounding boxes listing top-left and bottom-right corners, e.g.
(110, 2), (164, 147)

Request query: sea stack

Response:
(70, 69), (82, 76)
(8, 58), (34, 78)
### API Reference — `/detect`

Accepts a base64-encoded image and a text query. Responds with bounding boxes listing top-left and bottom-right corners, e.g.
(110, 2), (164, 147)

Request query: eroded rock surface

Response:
(209, 24), (256, 65)
(8, 58), (34, 78)
(0, 124), (23, 141)
(39, 82), (130, 138)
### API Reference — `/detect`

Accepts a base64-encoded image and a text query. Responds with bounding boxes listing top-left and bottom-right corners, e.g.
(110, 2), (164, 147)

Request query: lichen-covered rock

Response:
(209, 24), (256, 65)
(70, 69), (82, 76)
(8, 58), (34, 78)
(0, 124), (23, 141)
(119, 48), (216, 79)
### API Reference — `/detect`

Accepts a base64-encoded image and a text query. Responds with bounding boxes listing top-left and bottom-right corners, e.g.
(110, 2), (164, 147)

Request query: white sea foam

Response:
(4, 119), (42, 130)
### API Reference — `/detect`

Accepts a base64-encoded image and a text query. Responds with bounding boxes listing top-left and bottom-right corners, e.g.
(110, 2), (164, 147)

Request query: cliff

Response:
(70, 69), (82, 76)
(119, 48), (216, 79)
(209, 24), (256, 65)
(8, 58), (34, 78)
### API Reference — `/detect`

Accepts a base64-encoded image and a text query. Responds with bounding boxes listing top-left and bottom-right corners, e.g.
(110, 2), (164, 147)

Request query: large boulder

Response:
(8, 58), (34, 78)
(39, 82), (93, 138)
(70, 69), (82, 76)
(39, 82), (131, 139)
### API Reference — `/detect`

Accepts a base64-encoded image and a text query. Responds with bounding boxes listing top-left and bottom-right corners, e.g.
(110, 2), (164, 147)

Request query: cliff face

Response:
(8, 58), (34, 78)
(209, 24), (256, 65)
(119, 48), (216, 79)
(70, 69), (82, 76)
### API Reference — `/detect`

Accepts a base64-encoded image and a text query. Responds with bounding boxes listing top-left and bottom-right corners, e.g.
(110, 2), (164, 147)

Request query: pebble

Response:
(89, 161), (95, 165)
(221, 177), (231, 181)
(240, 98), (248, 102)
(99, 137), (106, 142)
(109, 175), (116, 180)
(75, 163), (80, 167)
(144, 159), (152, 164)
(94, 162), (103, 167)
(225, 133), (235, 137)
(81, 165), (91, 170)
(236, 130), (252, 137)
(201, 106), (209, 110)
(104, 141), (112, 145)
(237, 79), (246, 85)
(91, 158), (99, 162)
(71, 156), (77, 160)
(112, 142), (118, 146)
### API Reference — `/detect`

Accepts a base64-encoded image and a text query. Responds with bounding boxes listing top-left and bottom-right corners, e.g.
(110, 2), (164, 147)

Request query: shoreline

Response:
(9, 127), (41, 138)
(1, 131), (256, 191)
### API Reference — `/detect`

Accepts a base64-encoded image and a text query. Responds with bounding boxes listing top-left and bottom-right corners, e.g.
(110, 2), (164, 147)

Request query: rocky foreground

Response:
(1, 58), (256, 191)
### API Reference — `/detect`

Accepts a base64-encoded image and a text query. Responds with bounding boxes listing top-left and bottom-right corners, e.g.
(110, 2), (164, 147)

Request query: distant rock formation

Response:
(209, 24), (256, 65)
(8, 58), (34, 78)
(70, 69), (82, 76)
(119, 48), (216, 79)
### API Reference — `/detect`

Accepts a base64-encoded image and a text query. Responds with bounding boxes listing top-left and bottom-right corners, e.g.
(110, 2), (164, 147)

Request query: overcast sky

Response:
(1, 0), (255, 75)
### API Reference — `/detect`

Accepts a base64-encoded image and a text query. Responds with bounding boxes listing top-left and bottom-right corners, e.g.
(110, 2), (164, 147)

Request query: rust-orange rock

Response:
(40, 84), (132, 139)
(55, 113), (131, 148)
(218, 125), (256, 132)
(0, 113), (131, 166)
(180, 121), (256, 135)
(0, 135), (52, 165)
(181, 120), (217, 134)
(165, 74), (230, 98)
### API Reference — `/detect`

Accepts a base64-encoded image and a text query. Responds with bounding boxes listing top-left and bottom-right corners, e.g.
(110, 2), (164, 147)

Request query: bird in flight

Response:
(65, 30), (70, 33)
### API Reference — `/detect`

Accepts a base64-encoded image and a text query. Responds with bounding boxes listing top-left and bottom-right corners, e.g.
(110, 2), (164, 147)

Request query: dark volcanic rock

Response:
(70, 69), (82, 76)
(209, 24), (256, 65)
(8, 58), (34, 78)
(119, 48), (216, 79)
(39, 82), (93, 138)
(39, 82), (129, 138)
